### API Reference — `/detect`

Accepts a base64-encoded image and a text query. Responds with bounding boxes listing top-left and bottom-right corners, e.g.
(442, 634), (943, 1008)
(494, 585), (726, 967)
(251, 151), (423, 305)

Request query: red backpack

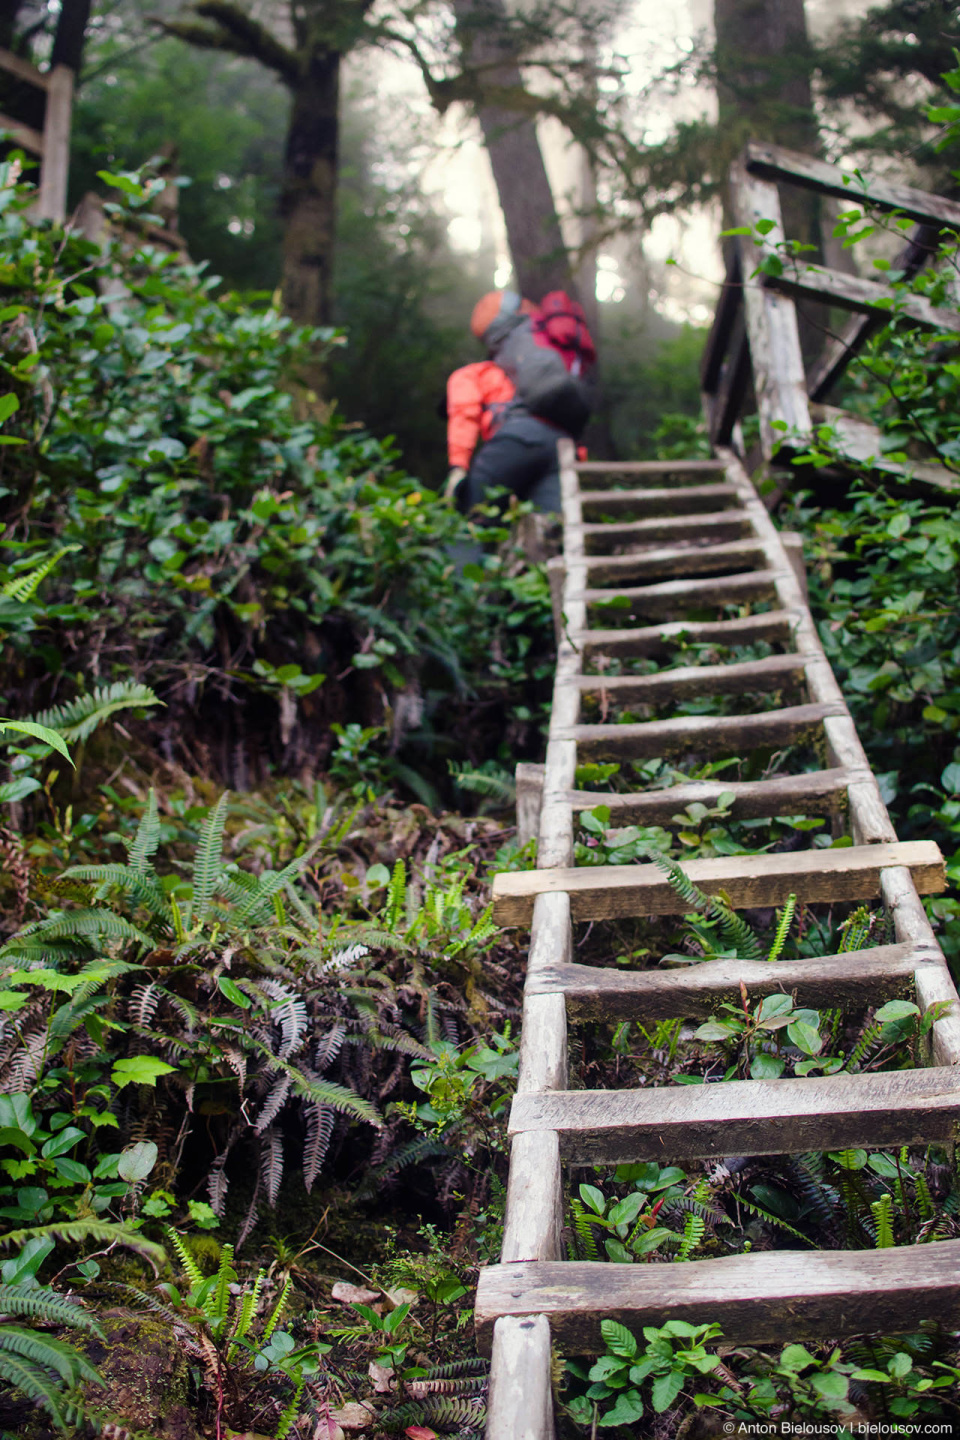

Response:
(531, 291), (597, 376)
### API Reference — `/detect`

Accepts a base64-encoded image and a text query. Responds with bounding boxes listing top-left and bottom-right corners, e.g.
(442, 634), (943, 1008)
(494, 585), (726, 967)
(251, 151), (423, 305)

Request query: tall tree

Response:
(714, 0), (828, 359)
(451, 0), (575, 302)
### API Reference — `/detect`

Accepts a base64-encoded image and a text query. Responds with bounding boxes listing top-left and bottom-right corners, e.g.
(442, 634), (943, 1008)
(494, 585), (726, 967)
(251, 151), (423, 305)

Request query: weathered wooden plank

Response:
(0, 46), (49, 88)
(564, 767), (853, 824)
(575, 459), (726, 477)
(578, 611), (797, 660)
(35, 65), (72, 225)
(492, 840), (946, 925)
(732, 166), (812, 459)
(526, 943), (923, 1020)
(581, 511), (753, 552)
(582, 569), (781, 619)
(573, 652), (808, 703)
(485, 1316), (554, 1439)
(763, 258), (960, 333)
(701, 245), (743, 393)
(0, 111), (44, 154)
(745, 140), (960, 230)
(708, 325), (752, 448)
(501, 1130), (564, 1263)
(584, 539), (767, 585)
(475, 1243), (960, 1354)
(509, 1066), (960, 1163)
(807, 224), (942, 401)
(516, 762), (544, 847)
(580, 483), (740, 517)
(556, 701), (844, 762)
(882, 866), (960, 1069)
(807, 404), (960, 492)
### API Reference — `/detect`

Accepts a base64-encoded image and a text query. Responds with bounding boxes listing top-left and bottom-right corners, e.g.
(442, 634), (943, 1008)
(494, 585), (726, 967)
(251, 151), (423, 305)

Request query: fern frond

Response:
(0, 1325), (102, 1387)
(0, 1284), (103, 1336)
(302, 1104), (335, 1193)
(731, 1193), (816, 1246)
(636, 846), (763, 960)
(254, 1075), (292, 1133)
(64, 865), (169, 922)
(838, 905), (874, 954)
(189, 791), (230, 923)
(0, 1222), (165, 1270)
(569, 1198), (599, 1262)
(1, 546), (79, 603)
(260, 1127), (284, 1207)
(273, 1376), (303, 1439)
(30, 681), (161, 744)
(248, 1041), (381, 1126)
(6, 907), (155, 949)
(676, 1212), (705, 1261)
(766, 894), (796, 963)
(166, 1227), (205, 1290)
(127, 790), (162, 877)
(0, 1348), (72, 1426)
(262, 1275), (291, 1343)
(872, 1193), (895, 1248)
(385, 858), (407, 931)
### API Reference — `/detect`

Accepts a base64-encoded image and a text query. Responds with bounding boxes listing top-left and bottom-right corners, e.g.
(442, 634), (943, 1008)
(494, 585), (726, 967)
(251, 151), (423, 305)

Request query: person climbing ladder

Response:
(445, 288), (596, 514)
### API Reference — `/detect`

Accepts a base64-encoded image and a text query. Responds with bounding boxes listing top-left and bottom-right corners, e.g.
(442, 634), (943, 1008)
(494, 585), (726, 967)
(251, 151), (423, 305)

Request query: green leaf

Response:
(599, 1319), (637, 1359)
(810, 1369), (849, 1401)
(111, 1057), (176, 1089)
(786, 1019), (823, 1055)
(651, 1369), (684, 1413)
(598, 1390), (644, 1425)
(579, 1183), (606, 1216)
(117, 1141), (158, 1183)
(0, 393), (19, 424)
(779, 1344), (816, 1372)
(874, 1000), (920, 1022)
(217, 975), (250, 1009)
(40, 1127), (86, 1159)
(0, 720), (73, 765)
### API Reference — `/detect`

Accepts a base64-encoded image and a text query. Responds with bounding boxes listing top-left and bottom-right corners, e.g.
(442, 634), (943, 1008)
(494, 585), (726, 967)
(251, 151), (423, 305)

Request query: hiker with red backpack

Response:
(445, 288), (596, 514)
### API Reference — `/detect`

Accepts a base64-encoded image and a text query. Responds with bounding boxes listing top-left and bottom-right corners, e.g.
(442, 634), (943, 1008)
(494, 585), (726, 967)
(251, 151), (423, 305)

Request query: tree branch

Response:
(153, 2), (300, 85)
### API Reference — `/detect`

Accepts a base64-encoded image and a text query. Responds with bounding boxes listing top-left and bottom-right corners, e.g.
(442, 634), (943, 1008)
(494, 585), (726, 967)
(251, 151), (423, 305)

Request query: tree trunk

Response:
(714, 0), (827, 360)
(453, 0), (574, 303)
(280, 49), (340, 328)
(50, 0), (92, 72)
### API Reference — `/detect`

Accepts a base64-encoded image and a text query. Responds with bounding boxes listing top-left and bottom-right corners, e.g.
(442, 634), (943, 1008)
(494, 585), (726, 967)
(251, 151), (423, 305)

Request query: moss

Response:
(80, 1314), (200, 1440)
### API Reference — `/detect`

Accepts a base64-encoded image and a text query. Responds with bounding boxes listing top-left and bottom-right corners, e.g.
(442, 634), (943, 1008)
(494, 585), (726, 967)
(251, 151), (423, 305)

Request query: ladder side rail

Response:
(487, 439), (585, 1440)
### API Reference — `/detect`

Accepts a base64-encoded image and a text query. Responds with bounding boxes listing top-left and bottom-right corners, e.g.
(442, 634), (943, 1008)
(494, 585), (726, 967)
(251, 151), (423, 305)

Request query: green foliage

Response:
(0, 164), (552, 801)
(566, 1318), (722, 1427)
(0, 1282), (104, 1431)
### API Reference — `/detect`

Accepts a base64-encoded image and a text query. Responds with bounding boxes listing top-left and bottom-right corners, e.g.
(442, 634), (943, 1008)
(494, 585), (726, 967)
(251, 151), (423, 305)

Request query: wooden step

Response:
(580, 483), (740, 517)
(526, 942), (929, 1020)
(564, 767), (855, 824)
(492, 840), (945, 925)
(555, 701), (845, 761)
(475, 1242), (960, 1354)
(578, 611), (797, 659)
(574, 653), (809, 706)
(576, 458), (727, 477)
(508, 1065), (960, 1163)
(583, 570), (781, 618)
(582, 511), (753, 553)
(584, 539), (768, 585)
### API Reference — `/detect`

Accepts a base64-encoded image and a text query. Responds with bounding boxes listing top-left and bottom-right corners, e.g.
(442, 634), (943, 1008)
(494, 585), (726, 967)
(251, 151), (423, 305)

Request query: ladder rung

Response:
(563, 767), (856, 824)
(580, 483), (740, 516)
(576, 458), (727, 478)
(584, 540), (767, 584)
(475, 1244), (960, 1354)
(582, 511), (752, 552)
(492, 840), (945, 925)
(573, 652), (809, 702)
(578, 611), (797, 658)
(508, 1066), (960, 1162)
(582, 570), (781, 616)
(526, 943), (928, 1021)
(554, 701), (845, 760)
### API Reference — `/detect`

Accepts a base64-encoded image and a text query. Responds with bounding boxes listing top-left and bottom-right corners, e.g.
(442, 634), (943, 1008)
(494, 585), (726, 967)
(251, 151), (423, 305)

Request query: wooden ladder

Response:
(477, 441), (960, 1438)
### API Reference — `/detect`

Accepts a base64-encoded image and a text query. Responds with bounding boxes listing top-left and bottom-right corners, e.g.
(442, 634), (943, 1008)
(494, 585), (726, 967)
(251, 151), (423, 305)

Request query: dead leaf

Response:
(386, 1286), (418, 1308)
(331, 1281), (379, 1306)
(330, 1402), (375, 1432)
(404, 1428), (438, 1440)
(368, 1359), (395, 1393)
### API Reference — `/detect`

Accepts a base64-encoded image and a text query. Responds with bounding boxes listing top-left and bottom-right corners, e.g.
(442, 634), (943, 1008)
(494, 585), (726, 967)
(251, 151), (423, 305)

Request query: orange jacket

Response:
(447, 361), (516, 470)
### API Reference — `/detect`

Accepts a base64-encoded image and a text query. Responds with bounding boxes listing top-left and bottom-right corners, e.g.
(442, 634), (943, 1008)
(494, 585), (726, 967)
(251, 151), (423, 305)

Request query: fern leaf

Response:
(254, 1075), (292, 1133)
(259, 1128), (284, 1207)
(0, 1284), (103, 1336)
(5, 907), (155, 949)
(127, 790), (162, 876)
(259, 979), (308, 1060)
(677, 1212), (705, 1261)
(64, 865), (169, 922)
(273, 1376), (304, 1439)
(166, 1228), (205, 1290)
(29, 680), (161, 744)
(0, 1347), (72, 1426)
(302, 1104), (335, 1193)
(766, 894), (796, 963)
(0, 1222), (165, 1270)
(0, 1325), (102, 1387)
(731, 1193), (816, 1247)
(248, 1042), (381, 1126)
(385, 858), (407, 931)
(263, 1274), (291, 1343)
(1, 546), (79, 603)
(190, 791), (230, 924)
(872, 1193), (895, 1248)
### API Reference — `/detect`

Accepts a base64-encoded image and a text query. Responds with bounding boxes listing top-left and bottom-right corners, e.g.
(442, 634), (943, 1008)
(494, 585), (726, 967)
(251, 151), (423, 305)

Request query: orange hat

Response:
(470, 290), (535, 339)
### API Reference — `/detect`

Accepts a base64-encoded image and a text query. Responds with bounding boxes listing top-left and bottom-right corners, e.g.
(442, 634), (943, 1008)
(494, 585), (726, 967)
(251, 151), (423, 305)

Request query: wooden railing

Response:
(701, 141), (960, 491)
(0, 46), (72, 223)
(478, 440), (960, 1437)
